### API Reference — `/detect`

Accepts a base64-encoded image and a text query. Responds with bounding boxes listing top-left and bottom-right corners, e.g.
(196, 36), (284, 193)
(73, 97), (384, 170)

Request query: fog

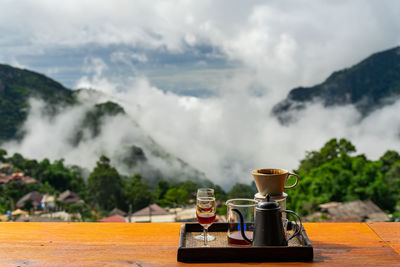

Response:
(1, 1), (400, 188)
(82, 74), (400, 188)
(5, 71), (400, 188)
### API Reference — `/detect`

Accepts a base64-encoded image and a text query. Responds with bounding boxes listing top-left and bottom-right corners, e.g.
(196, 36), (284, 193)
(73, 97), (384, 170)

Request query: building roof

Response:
(175, 207), (196, 221)
(22, 176), (38, 184)
(58, 190), (83, 204)
(0, 173), (38, 185)
(0, 163), (12, 173)
(0, 174), (9, 184)
(319, 202), (341, 210)
(326, 200), (390, 222)
(109, 208), (127, 217)
(16, 191), (43, 209)
(305, 200), (390, 222)
(98, 215), (126, 223)
(132, 204), (169, 217)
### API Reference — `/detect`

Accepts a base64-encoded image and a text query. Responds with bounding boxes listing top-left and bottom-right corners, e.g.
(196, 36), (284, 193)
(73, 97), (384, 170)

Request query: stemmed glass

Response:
(195, 188), (216, 242)
(196, 188), (216, 247)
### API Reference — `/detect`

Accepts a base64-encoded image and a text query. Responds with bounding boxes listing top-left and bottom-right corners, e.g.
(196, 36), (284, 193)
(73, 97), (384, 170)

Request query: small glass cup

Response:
(196, 195), (216, 247)
(194, 188), (216, 242)
(226, 198), (258, 246)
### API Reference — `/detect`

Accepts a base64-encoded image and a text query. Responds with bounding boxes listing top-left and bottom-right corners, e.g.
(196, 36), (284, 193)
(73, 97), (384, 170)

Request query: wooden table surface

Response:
(0, 222), (399, 266)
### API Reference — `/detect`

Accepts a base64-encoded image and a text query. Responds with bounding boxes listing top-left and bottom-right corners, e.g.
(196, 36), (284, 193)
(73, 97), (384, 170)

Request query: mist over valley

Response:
(1, 44), (400, 190)
(1, 1), (400, 191)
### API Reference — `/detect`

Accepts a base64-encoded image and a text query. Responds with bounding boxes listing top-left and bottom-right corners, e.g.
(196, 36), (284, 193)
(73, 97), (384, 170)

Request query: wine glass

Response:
(196, 192), (216, 247)
(194, 188), (216, 242)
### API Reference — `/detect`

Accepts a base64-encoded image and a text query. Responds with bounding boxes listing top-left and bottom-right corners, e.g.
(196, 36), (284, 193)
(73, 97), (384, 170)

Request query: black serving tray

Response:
(177, 222), (313, 263)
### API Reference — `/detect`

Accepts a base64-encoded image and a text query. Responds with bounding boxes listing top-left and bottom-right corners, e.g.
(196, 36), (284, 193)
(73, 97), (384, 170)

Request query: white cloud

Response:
(4, 70), (400, 189)
(110, 51), (148, 65)
(2, 1), (399, 82)
(64, 72), (400, 188)
(1, 1), (400, 188)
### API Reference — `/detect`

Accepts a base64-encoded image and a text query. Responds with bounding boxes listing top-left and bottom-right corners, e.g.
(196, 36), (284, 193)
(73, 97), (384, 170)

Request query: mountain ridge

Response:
(273, 46), (400, 123)
(0, 63), (76, 140)
(0, 63), (207, 184)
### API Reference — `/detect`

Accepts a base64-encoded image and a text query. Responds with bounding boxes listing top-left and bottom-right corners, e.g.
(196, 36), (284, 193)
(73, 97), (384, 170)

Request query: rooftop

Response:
(132, 204), (169, 217)
(98, 215), (126, 223)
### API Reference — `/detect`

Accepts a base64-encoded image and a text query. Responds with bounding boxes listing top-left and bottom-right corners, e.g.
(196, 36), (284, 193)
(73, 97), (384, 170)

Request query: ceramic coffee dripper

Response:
(252, 168), (299, 196)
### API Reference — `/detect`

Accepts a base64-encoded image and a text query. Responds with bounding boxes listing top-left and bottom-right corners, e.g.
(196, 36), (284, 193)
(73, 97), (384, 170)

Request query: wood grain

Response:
(368, 222), (400, 255)
(0, 222), (398, 266)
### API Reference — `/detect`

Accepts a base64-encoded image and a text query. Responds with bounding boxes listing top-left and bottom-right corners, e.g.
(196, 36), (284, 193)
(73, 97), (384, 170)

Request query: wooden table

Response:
(0, 222), (399, 266)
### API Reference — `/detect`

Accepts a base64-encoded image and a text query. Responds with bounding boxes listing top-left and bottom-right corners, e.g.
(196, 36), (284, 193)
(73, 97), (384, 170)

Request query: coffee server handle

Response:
(284, 173), (299, 189)
(283, 210), (303, 241)
(232, 208), (252, 244)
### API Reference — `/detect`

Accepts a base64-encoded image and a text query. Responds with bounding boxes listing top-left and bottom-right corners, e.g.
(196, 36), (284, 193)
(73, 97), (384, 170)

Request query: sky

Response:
(1, 0), (400, 188)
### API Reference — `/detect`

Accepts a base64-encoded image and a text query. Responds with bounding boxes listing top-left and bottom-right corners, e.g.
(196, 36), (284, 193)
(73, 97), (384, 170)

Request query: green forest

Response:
(0, 137), (399, 221)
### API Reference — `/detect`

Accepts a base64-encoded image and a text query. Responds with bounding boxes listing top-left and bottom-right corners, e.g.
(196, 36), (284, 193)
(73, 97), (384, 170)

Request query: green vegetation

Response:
(72, 101), (126, 146)
(288, 138), (400, 218)
(87, 155), (124, 211)
(1, 137), (399, 221)
(0, 64), (208, 186)
(0, 149), (235, 220)
(0, 64), (126, 147)
(0, 64), (76, 141)
(1, 61), (398, 221)
(124, 174), (152, 211)
(227, 183), (255, 199)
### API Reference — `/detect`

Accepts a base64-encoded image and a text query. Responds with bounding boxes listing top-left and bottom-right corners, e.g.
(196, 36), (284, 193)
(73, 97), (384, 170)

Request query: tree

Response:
(380, 150), (400, 172)
(153, 179), (170, 202)
(159, 188), (190, 207)
(299, 138), (356, 172)
(21, 158), (87, 196)
(289, 138), (400, 217)
(212, 184), (227, 201)
(227, 183), (255, 199)
(0, 148), (7, 161)
(124, 174), (152, 212)
(195, 179), (227, 201)
(87, 155), (123, 211)
(8, 153), (25, 171)
(22, 159), (39, 176)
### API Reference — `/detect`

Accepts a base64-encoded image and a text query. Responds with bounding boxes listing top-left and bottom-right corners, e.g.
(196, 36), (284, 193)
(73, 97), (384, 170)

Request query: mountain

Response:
(273, 46), (400, 123)
(0, 64), (207, 184)
(0, 64), (76, 140)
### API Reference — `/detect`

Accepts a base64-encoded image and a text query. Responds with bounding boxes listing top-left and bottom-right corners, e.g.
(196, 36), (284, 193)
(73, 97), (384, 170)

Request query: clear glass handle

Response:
(282, 210), (303, 241)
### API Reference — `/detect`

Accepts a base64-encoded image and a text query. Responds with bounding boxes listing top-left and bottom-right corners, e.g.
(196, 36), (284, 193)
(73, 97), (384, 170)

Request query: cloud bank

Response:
(4, 59), (400, 189)
(1, 1), (400, 188)
(1, 1), (400, 94)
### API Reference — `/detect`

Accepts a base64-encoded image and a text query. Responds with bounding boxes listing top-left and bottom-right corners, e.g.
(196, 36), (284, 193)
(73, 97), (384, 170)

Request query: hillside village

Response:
(0, 159), (206, 223)
(1, 137), (399, 223)
(0, 161), (205, 223)
(0, 158), (395, 223)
